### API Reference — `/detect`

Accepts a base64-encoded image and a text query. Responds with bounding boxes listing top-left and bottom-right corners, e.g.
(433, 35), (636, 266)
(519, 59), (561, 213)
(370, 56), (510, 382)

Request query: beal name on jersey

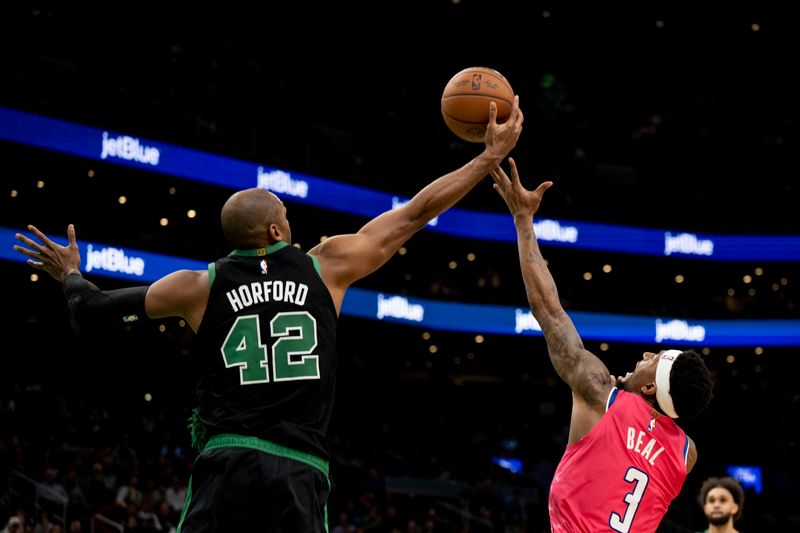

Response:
(625, 426), (666, 466)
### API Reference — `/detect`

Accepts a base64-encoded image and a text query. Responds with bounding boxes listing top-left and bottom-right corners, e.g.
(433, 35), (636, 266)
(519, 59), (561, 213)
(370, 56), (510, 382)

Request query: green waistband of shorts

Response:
(204, 433), (329, 477)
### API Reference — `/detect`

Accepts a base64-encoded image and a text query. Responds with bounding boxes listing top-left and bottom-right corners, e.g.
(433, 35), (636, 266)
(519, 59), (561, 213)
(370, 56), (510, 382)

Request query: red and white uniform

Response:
(549, 389), (689, 533)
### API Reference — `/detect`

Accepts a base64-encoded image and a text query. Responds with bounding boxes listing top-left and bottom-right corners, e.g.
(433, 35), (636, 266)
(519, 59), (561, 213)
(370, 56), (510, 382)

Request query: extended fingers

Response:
(14, 232), (46, 254)
(67, 224), (77, 247)
(489, 166), (511, 189)
(13, 242), (42, 261)
(535, 181), (554, 195)
(27, 224), (58, 249)
(487, 100), (497, 124)
(511, 95), (521, 120)
(507, 158), (520, 186)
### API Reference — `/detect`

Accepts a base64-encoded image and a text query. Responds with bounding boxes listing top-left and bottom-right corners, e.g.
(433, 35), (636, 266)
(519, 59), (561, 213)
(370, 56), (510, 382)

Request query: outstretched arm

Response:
(491, 159), (614, 442)
(311, 96), (524, 312)
(14, 224), (209, 331)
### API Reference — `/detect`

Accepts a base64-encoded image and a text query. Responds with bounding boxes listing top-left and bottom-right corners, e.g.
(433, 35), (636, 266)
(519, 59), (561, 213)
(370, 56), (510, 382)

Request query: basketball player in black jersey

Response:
(14, 98), (523, 532)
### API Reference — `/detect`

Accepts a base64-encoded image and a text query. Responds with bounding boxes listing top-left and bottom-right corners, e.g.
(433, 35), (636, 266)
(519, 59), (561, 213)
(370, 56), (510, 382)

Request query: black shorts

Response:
(177, 434), (330, 533)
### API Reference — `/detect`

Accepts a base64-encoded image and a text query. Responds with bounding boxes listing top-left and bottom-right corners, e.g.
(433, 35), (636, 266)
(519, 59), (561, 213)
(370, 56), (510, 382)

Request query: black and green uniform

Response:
(178, 242), (337, 533)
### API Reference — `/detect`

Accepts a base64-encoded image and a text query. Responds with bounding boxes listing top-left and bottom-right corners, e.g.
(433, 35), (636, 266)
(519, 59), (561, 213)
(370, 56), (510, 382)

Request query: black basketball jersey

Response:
(193, 242), (337, 460)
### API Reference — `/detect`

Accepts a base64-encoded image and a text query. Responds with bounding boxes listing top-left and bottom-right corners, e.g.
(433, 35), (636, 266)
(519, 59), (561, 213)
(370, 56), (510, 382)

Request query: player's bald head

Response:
(220, 188), (285, 248)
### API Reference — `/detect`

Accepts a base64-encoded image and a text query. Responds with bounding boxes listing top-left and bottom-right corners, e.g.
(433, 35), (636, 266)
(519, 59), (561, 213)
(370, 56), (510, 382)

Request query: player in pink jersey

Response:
(490, 159), (714, 533)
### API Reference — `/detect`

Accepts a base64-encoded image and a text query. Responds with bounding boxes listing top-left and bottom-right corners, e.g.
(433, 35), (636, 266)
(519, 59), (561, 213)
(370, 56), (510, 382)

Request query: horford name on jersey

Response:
(226, 281), (309, 312)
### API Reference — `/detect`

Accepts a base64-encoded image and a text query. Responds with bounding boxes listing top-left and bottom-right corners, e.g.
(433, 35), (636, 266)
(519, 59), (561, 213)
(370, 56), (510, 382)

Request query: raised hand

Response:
(490, 157), (553, 220)
(14, 224), (81, 282)
(484, 96), (524, 159)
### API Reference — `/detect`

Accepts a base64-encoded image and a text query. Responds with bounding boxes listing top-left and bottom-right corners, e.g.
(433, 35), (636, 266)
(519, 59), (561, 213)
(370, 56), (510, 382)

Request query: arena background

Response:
(1, 2), (798, 531)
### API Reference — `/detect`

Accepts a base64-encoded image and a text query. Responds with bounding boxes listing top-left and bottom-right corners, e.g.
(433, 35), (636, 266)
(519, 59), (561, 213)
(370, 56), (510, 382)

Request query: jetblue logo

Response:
(655, 319), (705, 343)
(515, 308), (542, 333)
(257, 167), (309, 198)
(100, 132), (160, 166)
(664, 232), (714, 256)
(376, 294), (424, 322)
(534, 219), (578, 243)
(84, 244), (145, 276)
(392, 197), (438, 226)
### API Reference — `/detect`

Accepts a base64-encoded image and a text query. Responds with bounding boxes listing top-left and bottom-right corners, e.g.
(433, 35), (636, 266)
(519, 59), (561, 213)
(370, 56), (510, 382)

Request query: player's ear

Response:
(268, 223), (284, 242)
(642, 381), (657, 397)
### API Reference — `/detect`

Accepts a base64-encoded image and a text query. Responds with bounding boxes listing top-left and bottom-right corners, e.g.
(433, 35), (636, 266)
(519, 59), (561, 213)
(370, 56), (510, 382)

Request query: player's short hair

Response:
(698, 476), (745, 521)
(669, 349), (713, 419)
(221, 189), (282, 248)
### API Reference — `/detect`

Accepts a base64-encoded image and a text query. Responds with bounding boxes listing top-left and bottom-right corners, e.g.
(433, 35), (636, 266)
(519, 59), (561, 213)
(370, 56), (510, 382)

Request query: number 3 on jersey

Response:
(221, 312), (320, 384)
(609, 467), (649, 533)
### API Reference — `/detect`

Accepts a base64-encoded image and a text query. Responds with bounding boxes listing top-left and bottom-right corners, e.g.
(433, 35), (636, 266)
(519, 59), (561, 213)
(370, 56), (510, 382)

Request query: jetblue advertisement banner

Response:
(2, 227), (797, 347)
(2, 105), (800, 262)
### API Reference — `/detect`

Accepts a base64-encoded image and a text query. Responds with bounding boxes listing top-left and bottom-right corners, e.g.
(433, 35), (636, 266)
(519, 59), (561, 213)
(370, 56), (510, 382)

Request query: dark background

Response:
(1, 2), (798, 531)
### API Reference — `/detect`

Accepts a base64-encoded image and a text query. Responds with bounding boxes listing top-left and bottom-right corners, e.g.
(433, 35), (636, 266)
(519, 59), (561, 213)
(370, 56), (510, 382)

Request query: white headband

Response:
(655, 350), (683, 419)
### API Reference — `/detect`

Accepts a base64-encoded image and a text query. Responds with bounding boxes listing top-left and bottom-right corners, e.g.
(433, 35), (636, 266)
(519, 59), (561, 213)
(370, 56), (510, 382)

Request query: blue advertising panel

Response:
(3, 105), (800, 262)
(3, 227), (797, 346)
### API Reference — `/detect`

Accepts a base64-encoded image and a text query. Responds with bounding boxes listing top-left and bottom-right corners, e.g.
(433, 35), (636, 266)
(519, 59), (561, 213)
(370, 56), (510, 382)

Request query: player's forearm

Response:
(64, 272), (148, 322)
(515, 216), (588, 382)
(514, 216), (563, 316)
(404, 151), (503, 224)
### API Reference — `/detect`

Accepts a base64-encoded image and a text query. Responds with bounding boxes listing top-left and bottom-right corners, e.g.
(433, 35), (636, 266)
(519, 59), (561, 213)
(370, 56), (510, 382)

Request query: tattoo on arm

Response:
(518, 225), (611, 408)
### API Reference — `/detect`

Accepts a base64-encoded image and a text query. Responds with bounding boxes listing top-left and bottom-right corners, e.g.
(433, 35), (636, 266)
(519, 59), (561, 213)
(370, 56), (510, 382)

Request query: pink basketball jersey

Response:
(549, 389), (689, 533)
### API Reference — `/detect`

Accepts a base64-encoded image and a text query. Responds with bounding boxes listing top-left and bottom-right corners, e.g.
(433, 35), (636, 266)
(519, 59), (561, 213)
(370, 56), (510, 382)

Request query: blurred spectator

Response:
(1, 516), (22, 533)
(696, 476), (745, 533)
(163, 477), (185, 515)
(35, 469), (68, 508)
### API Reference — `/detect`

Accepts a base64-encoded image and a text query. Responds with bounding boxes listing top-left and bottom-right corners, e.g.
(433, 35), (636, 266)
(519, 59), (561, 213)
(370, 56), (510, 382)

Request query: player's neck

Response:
(708, 522), (738, 533)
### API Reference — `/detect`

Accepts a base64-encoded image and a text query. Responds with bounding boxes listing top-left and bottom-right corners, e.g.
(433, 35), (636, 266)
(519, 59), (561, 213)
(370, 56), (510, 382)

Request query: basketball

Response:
(441, 66), (514, 142)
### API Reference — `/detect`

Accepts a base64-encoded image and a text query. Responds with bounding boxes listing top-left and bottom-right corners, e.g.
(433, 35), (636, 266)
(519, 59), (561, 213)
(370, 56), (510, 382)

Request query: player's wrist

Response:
(62, 268), (82, 282)
(513, 212), (534, 224)
(476, 149), (505, 170)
